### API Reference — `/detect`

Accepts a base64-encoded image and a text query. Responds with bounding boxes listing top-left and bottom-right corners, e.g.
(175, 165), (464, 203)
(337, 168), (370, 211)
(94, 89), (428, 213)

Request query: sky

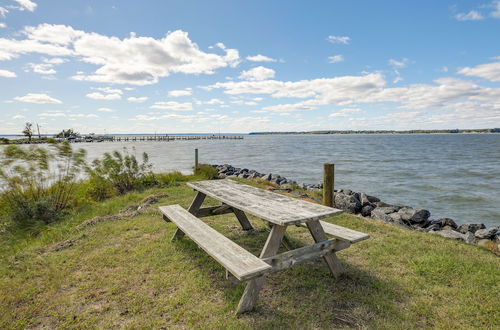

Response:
(0, 0), (500, 134)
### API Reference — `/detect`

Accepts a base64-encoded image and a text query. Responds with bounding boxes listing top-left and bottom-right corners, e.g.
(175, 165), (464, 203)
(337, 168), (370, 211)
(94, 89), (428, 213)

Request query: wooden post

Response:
(323, 163), (334, 207)
(194, 148), (199, 173)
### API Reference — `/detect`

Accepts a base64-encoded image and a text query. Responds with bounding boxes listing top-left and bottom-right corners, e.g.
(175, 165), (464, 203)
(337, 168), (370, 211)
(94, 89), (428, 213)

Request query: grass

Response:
(0, 178), (498, 329)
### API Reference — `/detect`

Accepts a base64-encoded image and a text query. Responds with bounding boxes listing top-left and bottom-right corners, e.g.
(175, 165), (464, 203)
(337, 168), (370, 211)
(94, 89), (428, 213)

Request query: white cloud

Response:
(127, 96), (148, 103)
(327, 35), (350, 44)
(0, 7), (8, 18)
(329, 107), (364, 118)
(389, 58), (410, 68)
(168, 88), (192, 97)
(0, 24), (240, 85)
(13, 0), (37, 12)
(97, 107), (114, 112)
(492, 0), (500, 18)
(94, 87), (123, 94)
(0, 69), (16, 77)
(455, 10), (484, 21)
(14, 93), (62, 104)
(239, 66), (275, 81)
(86, 92), (121, 100)
(458, 59), (500, 82)
(28, 62), (56, 74)
(246, 54), (277, 62)
(205, 98), (224, 105)
(328, 55), (344, 63)
(150, 101), (193, 111)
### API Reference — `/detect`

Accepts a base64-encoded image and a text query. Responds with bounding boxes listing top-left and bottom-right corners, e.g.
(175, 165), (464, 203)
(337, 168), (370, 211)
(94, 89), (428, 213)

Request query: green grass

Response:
(0, 178), (498, 329)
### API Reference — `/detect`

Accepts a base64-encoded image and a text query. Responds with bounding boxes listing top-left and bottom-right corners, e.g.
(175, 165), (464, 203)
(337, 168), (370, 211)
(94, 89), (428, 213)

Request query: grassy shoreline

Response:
(0, 177), (499, 328)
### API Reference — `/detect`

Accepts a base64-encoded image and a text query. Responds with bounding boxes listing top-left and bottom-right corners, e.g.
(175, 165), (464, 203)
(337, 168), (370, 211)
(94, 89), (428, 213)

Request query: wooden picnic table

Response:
(159, 179), (369, 314)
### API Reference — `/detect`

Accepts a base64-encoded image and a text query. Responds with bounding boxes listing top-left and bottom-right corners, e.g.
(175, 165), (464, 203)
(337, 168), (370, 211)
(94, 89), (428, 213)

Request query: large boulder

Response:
(371, 207), (398, 222)
(361, 204), (374, 217)
(397, 207), (431, 224)
(334, 193), (362, 214)
(431, 230), (464, 241)
(474, 227), (499, 239)
(433, 218), (458, 229)
(463, 231), (475, 244)
(457, 223), (485, 234)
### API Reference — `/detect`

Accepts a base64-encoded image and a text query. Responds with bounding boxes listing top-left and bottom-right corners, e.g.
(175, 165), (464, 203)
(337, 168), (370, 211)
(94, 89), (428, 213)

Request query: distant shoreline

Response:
(249, 128), (500, 135)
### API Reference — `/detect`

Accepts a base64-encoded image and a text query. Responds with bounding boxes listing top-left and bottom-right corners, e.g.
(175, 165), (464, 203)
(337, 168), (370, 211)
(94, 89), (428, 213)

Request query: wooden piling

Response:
(194, 148), (199, 173)
(323, 163), (334, 207)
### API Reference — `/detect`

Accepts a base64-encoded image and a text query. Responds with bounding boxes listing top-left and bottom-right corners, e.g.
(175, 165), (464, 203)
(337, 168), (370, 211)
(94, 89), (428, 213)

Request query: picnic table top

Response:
(187, 179), (343, 226)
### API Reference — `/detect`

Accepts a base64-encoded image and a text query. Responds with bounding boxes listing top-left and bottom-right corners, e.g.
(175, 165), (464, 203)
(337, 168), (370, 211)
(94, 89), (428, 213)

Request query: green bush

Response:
(194, 164), (219, 179)
(85, 148), (153, 195)
(0, 141), (87, 231)
(155, 171), (187, 187)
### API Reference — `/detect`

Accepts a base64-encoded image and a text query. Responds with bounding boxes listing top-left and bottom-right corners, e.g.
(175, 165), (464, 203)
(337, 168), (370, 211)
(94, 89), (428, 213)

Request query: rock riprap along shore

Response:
(213, 164), (500, 253)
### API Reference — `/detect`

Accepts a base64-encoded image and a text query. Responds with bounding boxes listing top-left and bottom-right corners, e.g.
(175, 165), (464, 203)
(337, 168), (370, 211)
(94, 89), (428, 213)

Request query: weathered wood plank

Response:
(297, 220), (370, 243)
(160, 205), (271, 281)
(188, 180), (343, 226)
(232, 208), (253, 231)
(196, 205), (234, 218)
(307, 220), (344, 279)
(172, 191), (206, 240)
(236, 224), (286, 314)
(263, 239), (350, 273)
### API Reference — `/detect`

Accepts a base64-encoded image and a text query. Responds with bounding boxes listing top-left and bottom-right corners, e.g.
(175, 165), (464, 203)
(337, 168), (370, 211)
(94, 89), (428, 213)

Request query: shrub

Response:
(0, 141), (87, 230)
(194, 164), (219, 179)
(85, 148), (153, 195)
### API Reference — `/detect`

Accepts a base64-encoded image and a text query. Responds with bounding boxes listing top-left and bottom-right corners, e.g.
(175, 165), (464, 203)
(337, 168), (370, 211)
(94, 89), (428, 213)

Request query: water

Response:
(5, 134), (500, 226)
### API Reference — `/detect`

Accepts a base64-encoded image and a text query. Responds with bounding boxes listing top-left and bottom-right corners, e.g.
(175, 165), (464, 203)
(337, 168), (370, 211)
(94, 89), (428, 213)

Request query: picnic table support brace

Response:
(171, 191), (206, 241)
(232, 208), (254, 231)
(236, 224), (286, 314)
(306, 220), (343, 279)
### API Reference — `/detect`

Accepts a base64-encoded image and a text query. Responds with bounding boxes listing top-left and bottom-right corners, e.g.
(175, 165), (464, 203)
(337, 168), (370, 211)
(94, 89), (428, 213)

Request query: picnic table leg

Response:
(232, 208), (253, 231)
(236, 224), (286, 314)
(306, 220), (343, 279)
(171, 191), (206, 241)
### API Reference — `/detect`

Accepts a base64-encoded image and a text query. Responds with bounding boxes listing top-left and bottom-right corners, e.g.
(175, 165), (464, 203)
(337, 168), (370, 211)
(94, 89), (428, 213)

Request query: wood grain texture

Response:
(236, 224), (286, 314)
(307, 220), (344, 279)
(297, 220), (370, 243)
(262, 239), (350, 274)
(160, 204), (271, 281)
(188, 180), (343, 226)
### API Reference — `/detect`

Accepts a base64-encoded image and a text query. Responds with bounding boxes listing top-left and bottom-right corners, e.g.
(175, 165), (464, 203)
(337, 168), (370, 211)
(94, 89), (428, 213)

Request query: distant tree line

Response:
(249, 128), (500, 135)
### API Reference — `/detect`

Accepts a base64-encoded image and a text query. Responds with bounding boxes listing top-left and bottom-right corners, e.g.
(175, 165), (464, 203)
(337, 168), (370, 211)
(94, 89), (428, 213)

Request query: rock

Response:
(425, 224), (441, 232)
(434, 218), (458, 229)
(474, 227), (499, 239)
(463, 231), (475, 244)
(373, 201), (398, 209)
(371, 207), (397, 222)
(367, 195), (381, 203)
(397, 207), (431, 224)
(361, 204), (374, 217)
(334, 193), (362, 214)
(360, 193), (371, 206)
(476, 239), (492, 248)
(389, 212), (403, 223)
(457, 223), (485, 234)
(431, 230), (464, 241)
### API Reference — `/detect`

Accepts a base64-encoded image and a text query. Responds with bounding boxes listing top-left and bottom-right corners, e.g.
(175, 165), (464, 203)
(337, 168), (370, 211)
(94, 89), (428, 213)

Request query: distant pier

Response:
(77, 135), (244, 143)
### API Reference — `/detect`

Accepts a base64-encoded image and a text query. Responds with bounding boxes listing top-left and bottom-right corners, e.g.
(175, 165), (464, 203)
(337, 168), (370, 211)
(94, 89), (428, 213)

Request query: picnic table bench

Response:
(159, 179), (369, 314)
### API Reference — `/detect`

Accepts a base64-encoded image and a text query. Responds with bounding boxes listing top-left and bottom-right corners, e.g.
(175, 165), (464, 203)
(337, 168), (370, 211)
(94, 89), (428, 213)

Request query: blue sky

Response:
(1, 0), (500, 134)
